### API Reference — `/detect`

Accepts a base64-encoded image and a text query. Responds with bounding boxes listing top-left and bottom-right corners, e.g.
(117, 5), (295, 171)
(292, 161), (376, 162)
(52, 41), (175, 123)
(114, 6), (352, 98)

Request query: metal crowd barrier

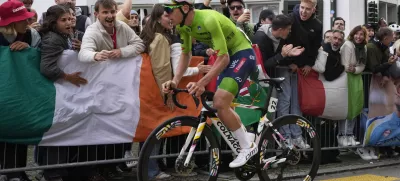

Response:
(0, 73), (376, 175)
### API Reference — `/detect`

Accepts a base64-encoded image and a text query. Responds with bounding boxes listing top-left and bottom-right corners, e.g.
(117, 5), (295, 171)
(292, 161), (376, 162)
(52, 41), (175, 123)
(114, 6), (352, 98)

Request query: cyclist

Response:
(160, 0), (258, 168)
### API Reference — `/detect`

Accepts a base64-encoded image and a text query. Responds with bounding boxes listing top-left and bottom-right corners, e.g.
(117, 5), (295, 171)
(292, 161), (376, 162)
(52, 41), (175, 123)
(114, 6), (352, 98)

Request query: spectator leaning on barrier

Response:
(332, 17), (345, 31)
(362, 27), (396, 160)
(40, 5), (87, 86)
(0, 1), (40, 180)
(277, 0), (322, 148)
(227, 0), (253, 39)
(339, 25), (367, 155)
(322, 30), (345, 82)
(251, 14), (304, 71)
(78, 0), (144, 63)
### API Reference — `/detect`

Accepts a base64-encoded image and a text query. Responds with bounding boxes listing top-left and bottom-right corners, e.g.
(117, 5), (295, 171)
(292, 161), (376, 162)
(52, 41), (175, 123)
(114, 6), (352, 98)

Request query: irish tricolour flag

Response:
(0, 47), (201, 146)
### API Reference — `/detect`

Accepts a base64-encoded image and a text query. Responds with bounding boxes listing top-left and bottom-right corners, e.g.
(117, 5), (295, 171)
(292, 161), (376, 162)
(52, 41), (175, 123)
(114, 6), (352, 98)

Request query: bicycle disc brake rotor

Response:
(175, 157), (195, 176)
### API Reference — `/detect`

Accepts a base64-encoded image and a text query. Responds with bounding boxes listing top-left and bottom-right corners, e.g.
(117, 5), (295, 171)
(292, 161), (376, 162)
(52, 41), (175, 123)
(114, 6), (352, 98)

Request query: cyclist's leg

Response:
(214, 48), (257, 168)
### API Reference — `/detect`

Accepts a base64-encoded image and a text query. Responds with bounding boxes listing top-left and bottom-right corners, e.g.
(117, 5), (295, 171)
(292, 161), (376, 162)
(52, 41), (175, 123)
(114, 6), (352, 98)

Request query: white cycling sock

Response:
(233, 125), (252, 149)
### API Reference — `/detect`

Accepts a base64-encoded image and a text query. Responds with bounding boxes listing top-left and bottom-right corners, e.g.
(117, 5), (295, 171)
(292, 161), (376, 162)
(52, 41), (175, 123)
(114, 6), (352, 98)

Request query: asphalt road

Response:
(317, 165), (400, 181)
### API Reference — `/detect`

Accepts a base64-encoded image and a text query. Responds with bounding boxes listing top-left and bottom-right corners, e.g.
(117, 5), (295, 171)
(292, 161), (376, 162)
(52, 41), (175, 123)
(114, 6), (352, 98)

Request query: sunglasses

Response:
(229, 5), (243, 11)
(164, 5), (182, 14)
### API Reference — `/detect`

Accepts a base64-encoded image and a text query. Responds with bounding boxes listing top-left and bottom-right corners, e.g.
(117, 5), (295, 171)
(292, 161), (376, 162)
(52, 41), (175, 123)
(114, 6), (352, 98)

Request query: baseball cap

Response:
(0, 0), (35, 26)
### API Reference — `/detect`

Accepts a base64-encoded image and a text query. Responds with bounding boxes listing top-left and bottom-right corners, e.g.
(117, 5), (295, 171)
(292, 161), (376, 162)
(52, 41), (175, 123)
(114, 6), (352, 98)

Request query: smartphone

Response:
(74, 31), (79, 40)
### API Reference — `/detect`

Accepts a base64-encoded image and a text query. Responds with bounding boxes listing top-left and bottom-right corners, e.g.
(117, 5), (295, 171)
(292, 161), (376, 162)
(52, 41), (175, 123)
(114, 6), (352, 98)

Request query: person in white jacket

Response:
(78, 0), (145, 63)
(339, 25), (374, 160)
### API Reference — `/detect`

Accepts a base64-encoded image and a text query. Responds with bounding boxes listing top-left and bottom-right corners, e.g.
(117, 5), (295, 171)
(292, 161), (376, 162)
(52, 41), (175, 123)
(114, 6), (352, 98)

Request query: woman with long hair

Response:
(338, 25), (367, 148)
(39, 5), (87, 86)
(38, 5), (88, 181)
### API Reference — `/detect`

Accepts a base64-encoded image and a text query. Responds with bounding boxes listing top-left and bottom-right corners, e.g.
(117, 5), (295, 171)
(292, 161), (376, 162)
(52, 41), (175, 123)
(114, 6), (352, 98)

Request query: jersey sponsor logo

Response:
(235, 77), (242, 83)
(233, 58), (246, 73)
(197, 26), (201, 30)
(229, 59), (239, 69)
(249, 55), (255, 60)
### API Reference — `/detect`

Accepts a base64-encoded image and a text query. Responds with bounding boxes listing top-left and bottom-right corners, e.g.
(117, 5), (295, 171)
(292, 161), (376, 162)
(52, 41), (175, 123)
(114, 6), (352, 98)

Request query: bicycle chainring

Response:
(286, 149), (301, 166)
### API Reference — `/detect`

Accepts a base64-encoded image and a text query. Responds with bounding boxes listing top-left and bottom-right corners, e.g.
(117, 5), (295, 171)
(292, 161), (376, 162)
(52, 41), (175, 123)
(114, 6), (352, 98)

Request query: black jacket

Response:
(286, 4), (322, 68)
(322, 43), (344, 81)
(251, 25), (291, 70)
(40, 32), (69, 81)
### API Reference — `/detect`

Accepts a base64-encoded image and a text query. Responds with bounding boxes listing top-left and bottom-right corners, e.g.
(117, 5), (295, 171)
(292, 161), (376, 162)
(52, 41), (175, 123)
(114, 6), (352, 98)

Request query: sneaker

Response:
(151, 172), (171, 180)
(124, 150), (138, 168)
(229, 142), (258, 168)
(347, 135), (360, 146)
(292, 137), (310, 149)
(368, 147), (378, 159)
(356, 148), (372, 160)
(337, 136), (352, 146)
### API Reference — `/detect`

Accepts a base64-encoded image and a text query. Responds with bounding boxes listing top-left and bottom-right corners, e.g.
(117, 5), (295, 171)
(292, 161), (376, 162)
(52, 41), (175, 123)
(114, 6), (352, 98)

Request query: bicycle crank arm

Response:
(262, 157), (286, 170)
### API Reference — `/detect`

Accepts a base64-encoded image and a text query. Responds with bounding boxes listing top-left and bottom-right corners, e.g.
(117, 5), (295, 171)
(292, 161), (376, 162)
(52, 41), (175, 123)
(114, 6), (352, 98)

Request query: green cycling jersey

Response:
(177, 9), (252, 56)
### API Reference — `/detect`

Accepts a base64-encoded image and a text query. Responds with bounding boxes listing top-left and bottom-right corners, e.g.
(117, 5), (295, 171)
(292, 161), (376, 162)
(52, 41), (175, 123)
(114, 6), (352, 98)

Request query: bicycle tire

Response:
(257, 115), (321, 181)
(137, 116), (221, 181)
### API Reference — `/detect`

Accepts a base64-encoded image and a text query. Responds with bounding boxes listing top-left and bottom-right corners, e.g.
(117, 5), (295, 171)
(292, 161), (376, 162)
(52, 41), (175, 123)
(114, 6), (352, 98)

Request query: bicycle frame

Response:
(177, 82), (292, 167)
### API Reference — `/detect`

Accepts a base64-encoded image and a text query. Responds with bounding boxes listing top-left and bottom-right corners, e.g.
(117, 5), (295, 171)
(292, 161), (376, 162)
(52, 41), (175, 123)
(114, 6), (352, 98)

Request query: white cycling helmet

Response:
(159, 0), (194, 5)
(389, 24), (400, 32)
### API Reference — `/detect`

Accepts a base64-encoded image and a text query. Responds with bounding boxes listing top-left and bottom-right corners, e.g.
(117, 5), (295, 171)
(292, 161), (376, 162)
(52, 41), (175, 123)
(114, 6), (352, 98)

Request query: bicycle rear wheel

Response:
(137, 116), (220, 181)
(257, 115), (321, 181)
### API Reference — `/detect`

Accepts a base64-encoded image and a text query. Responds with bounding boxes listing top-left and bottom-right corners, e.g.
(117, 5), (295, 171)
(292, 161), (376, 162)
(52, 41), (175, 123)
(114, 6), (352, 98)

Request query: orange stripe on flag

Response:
(134, 54), (204, 142)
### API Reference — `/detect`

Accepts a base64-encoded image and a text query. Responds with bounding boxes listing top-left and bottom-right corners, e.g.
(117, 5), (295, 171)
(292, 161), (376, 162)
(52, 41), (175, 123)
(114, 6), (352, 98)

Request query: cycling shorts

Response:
(217, 48), (257, 96)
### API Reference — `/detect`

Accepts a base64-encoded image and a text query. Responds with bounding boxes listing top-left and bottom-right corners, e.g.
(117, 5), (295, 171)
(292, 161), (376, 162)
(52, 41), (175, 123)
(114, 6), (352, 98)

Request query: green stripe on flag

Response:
(0, 47), (55, 144)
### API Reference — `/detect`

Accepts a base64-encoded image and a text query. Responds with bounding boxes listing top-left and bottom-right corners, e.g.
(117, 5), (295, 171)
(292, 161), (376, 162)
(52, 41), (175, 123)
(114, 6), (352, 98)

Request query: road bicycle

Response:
(137, 77), (321, 181)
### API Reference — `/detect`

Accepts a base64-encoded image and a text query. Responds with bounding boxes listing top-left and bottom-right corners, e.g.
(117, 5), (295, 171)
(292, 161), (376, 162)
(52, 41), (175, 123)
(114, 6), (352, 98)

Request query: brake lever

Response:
(192, 94), (200, 109)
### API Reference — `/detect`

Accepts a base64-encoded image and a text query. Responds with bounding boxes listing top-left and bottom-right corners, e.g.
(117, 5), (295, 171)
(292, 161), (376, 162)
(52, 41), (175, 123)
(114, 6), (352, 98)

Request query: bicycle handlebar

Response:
(164, 88), (217, 112)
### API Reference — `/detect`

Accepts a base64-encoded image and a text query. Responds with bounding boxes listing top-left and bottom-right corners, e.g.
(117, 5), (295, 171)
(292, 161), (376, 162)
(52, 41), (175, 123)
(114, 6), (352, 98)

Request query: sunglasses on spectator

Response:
(229, 5), (243, 11)
(164, 5), (182, 14)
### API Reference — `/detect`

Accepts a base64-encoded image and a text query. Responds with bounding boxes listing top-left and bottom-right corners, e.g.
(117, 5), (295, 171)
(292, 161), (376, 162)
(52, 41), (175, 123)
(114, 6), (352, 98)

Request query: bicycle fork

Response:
(178, 122), (207, 167)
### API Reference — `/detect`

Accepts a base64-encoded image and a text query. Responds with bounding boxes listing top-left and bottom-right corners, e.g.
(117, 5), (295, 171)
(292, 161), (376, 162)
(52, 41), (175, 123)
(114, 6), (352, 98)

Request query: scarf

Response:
(353, 42), (367, 64)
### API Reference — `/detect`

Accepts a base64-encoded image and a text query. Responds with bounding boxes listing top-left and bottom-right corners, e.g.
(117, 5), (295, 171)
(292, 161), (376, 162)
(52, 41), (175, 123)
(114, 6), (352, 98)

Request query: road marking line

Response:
(322, 174), (400, 181)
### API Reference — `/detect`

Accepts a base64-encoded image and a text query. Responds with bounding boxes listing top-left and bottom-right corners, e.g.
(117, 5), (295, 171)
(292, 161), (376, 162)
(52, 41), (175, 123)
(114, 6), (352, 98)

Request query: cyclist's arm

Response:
(197, 19), (229, 87)
(172, 32), (192, 84)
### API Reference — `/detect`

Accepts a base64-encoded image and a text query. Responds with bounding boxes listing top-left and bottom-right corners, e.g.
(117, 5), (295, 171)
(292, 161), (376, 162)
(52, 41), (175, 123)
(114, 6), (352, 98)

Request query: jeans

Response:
(338, 119), (356, 135)
(276, 68), (302, 139)
(139, 142), (161, 179)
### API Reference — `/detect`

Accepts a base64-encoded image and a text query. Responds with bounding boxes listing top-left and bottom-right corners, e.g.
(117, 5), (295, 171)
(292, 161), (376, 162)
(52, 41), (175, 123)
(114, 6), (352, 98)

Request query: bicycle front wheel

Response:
(257, 115), (321, 181)
(137, 116), (221, 181)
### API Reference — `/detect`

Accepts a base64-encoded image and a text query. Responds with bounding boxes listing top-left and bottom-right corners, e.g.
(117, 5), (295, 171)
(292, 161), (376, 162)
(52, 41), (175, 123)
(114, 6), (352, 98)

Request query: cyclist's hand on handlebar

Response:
(162, 80), (177, 93)
(187, 82), (205, 97)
